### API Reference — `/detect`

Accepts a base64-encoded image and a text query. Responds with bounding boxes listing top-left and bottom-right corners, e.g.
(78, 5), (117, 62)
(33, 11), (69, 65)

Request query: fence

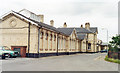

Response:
(108, 47), (120, 60)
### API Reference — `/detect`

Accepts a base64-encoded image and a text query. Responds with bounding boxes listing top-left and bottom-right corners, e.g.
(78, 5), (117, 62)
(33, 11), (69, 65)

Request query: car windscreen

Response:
(3, 46), (11, 50)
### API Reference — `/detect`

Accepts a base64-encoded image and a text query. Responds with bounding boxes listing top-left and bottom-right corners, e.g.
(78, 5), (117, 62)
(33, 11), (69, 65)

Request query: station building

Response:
(0, 9), (98, 57)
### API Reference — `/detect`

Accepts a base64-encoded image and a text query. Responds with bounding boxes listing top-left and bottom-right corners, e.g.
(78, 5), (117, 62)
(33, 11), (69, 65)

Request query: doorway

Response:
(11, 46), (27, 57)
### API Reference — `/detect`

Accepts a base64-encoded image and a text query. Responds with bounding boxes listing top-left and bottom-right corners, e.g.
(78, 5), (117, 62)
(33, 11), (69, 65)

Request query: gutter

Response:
(28, 22), (30, 57)
(38, 26), (42, 57)
(57, 32), (60, 56)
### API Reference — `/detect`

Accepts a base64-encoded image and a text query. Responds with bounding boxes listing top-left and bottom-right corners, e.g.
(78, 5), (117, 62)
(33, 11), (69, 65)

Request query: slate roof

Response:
(2, 10), (68, 36)
(13, 11), (60, 32)
(77, 34), (86, 40)
(90, 27), (98, 33)
(57, 28), (94, 35)
(57, 28), (74, 36)
(57, 27), (98, 40)
(75, 28), (93, 33)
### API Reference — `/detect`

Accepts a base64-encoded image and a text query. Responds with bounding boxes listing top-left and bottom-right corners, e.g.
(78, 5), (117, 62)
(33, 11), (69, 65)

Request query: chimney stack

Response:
(85, 22), (90, 30)
(50, 20), (54, 26)
(63, 22), (67, 28)
(81, 24), (83, 28)
(37, 15), (44, 22)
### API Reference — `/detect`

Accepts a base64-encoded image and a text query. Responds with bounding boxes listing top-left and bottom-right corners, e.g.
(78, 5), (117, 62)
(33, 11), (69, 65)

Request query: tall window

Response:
(50, 34), (52, 41)
(88, 43), (91, 50)
(40, 32), (44, 39)
(46, 33), (48, 40)
(54, 35), (56, 41)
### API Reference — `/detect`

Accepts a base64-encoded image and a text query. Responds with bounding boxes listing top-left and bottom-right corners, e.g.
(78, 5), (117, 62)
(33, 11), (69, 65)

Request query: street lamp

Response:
(102, 28), (109, 55)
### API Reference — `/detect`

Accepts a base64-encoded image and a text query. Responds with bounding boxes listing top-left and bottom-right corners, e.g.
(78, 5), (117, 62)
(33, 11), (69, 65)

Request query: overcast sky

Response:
(0, 0), (119, 42)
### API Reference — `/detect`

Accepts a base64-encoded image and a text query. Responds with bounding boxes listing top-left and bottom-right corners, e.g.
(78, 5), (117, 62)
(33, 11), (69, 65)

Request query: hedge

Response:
(105, 55), (120, 64)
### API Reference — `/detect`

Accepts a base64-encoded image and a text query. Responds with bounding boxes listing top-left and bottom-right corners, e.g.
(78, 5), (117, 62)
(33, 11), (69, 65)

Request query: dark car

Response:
(100, 49), (107, 53)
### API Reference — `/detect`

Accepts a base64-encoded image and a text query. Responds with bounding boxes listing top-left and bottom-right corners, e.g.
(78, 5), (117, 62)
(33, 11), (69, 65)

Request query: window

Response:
(61, 37), (64, 49)
(88, 43), (91, 50)
(54, 35), (56, 41)
(64, 38), (66, 49)
(70, 38), (71, 49)
(50, 34), (52, 41)
(40, 32), (44, 39)
(58, 37), (60, 49)
(46, 33), (48, 40)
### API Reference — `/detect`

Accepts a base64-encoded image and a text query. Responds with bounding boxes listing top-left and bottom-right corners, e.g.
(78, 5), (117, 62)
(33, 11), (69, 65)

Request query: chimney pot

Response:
(50, 20), (54, 26)
(63, 22), (67, 28)
(81, 24), (83, 28)
(37, 15), (44, 22)
(85, 22), (90, 30)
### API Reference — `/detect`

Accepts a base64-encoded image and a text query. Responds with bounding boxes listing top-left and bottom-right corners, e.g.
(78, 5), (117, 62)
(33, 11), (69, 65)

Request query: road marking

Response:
(39, 55), (66, 59)
(94, 56), (104, 61)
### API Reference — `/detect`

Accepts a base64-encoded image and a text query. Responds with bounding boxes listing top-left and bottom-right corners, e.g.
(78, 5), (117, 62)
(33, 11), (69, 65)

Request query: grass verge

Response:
(104, 55), (120, 64)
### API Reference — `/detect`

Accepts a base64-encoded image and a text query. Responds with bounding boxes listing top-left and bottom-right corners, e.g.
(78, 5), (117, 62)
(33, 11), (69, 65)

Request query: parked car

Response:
(0, 46), (19, 58)
(100, 49), (107, 53)
(0, 47), (9, 59)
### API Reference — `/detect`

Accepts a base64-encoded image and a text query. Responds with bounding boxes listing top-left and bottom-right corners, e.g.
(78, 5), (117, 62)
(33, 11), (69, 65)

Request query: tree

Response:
(109, 35), (120, 59)
(109, 35), (120, 53)
(109, 35), (120, 47)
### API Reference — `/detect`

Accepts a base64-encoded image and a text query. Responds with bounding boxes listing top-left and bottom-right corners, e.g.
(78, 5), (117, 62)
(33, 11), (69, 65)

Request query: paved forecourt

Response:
(1, 53), (118, 71)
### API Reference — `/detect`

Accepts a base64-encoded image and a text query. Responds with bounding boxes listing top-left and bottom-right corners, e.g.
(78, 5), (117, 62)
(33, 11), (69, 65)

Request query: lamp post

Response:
(102, 28), (108, 55)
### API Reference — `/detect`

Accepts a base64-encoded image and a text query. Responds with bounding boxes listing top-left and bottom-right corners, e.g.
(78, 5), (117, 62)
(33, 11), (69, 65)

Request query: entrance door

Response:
(11, 46), (27, 57)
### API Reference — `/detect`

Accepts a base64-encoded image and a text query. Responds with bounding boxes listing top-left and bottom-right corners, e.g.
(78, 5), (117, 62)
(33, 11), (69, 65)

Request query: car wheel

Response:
(2, 56), (5, 59)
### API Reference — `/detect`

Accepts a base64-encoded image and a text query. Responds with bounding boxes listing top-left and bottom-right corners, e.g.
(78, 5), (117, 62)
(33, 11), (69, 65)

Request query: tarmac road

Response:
(1, 53), (118, 71)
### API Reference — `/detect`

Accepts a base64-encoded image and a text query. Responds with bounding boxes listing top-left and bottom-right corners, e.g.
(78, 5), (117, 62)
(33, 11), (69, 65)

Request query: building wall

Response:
(68, 30), (80, 52)
(0, 15), (41, 54)
(0, 15), (29, 52)
(39, 28), (58, 53)
(81, 39), (87, 52)
(87, 33), (97, 52)
(80, 32), (97, 53)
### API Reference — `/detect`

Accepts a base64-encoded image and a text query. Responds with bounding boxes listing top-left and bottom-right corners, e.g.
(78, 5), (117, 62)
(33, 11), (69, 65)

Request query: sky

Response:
(0, 0), (119, 42)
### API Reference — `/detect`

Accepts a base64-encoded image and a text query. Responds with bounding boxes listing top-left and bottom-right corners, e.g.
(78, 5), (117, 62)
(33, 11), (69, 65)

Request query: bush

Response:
(105, 55), (120, 64)
(113, 46), (119, 53)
